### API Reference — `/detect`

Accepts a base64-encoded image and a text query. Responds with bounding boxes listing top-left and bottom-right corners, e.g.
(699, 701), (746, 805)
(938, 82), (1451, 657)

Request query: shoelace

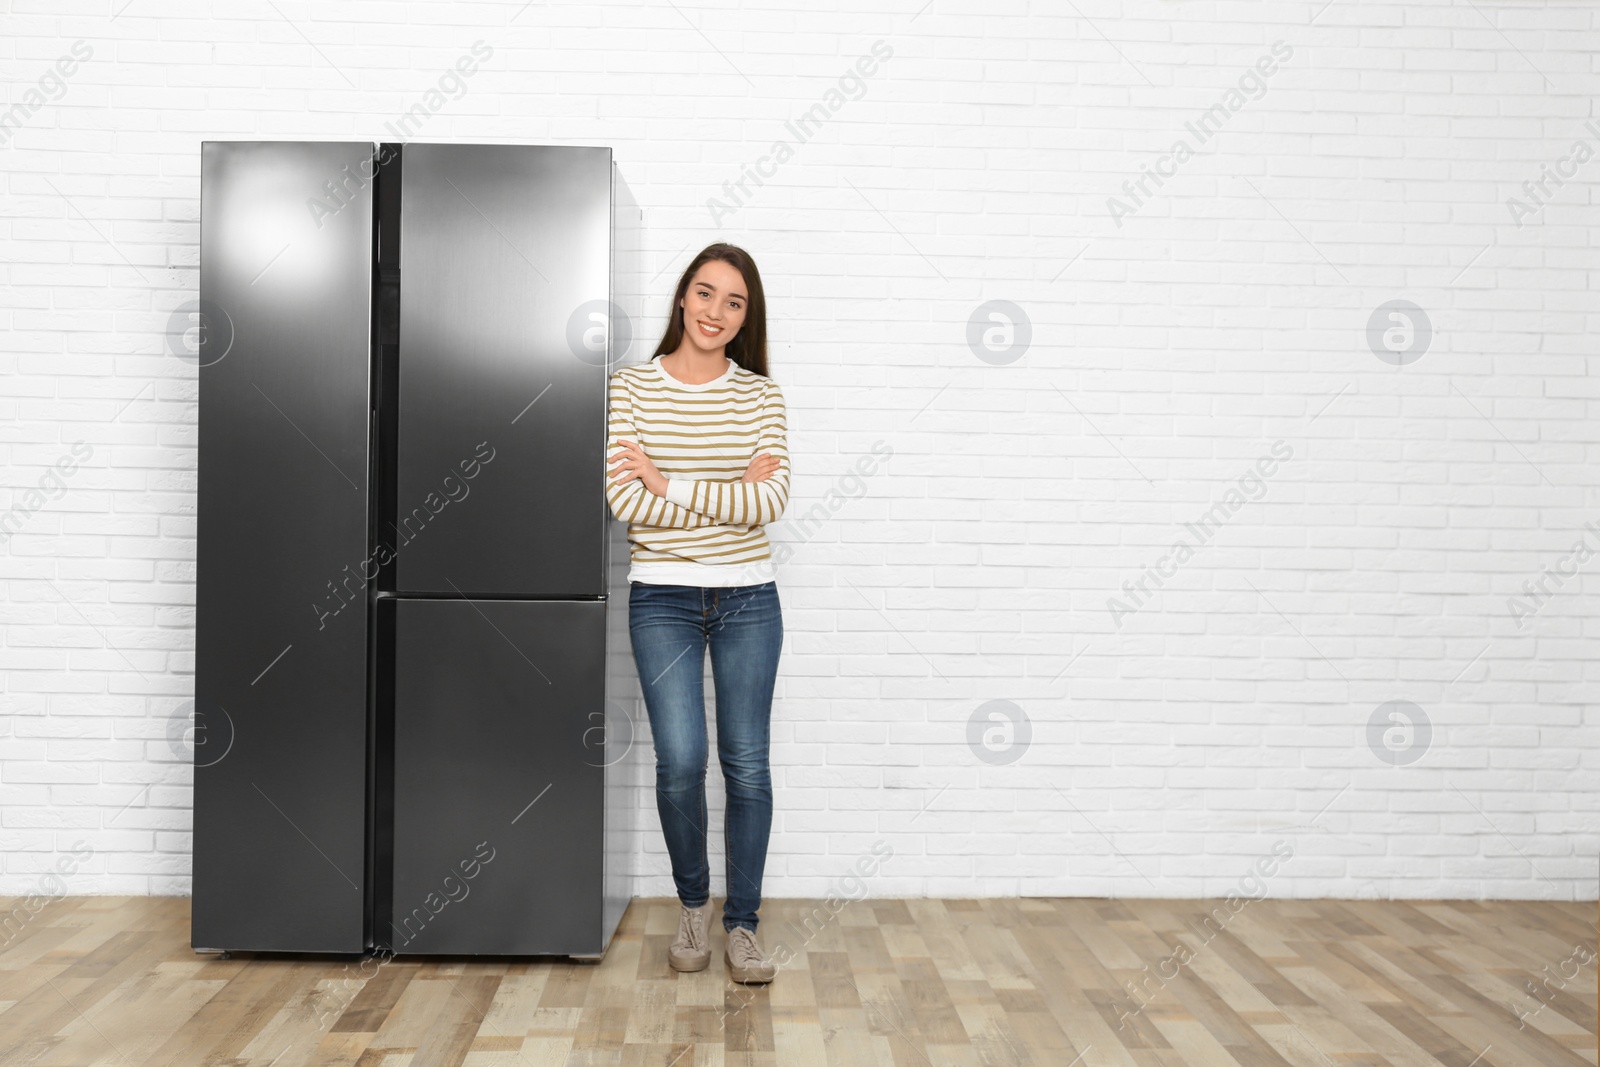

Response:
(678, 906), (707, 951)
(727, 928), (766, 967)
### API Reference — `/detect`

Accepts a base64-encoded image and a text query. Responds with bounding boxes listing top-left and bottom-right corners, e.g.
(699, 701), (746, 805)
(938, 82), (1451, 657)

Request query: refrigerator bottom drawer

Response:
(382, 597), (608, 955)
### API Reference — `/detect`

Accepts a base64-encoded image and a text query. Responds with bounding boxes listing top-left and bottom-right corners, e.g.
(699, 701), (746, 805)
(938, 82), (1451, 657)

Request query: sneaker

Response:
(668, 899), (712, 972)
(724, 925), (776, 984)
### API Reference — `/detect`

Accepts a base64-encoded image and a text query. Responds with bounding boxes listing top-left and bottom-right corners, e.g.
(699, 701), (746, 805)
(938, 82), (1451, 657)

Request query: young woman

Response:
(603, 243), (789, 984)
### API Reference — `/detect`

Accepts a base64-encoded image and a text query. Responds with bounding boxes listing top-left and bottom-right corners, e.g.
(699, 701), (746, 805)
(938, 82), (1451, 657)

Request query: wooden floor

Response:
(0, 895), (1593, 1066)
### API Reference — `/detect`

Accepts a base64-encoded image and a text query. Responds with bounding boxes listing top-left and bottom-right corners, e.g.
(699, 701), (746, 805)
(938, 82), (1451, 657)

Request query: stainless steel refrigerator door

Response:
(394, 144), (613, 597)
(192, 141), (376, 952)
(387, 598), (607, 955)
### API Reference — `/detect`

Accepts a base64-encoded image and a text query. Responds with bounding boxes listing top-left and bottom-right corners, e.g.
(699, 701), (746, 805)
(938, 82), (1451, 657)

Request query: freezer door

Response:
(386, 598), (608, 955)
(394, 144), (613, 596)
(192, 141), (375, 952)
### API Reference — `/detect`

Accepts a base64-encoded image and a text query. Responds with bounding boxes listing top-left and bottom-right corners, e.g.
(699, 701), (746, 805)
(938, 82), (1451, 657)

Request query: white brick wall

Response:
(0, 1), (1595, 902)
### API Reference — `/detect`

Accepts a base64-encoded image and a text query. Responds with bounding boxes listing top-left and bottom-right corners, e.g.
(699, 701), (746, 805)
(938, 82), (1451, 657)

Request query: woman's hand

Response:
(609, 439), (668, 497)
(611, 441), (775, 497)
(742, 452), (779, 483)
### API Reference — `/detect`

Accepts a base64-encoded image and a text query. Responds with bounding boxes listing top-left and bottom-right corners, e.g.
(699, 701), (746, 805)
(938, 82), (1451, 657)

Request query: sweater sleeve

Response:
(604, 374), (718, 530)
(661, 381), (790, 526)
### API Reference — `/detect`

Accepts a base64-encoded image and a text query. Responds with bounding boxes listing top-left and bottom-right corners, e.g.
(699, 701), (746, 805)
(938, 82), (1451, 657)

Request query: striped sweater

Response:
(604, 356), (791, 585)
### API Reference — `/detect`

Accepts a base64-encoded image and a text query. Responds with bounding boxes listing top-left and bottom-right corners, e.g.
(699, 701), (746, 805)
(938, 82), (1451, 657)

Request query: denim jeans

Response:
(628, 581), (782, 933)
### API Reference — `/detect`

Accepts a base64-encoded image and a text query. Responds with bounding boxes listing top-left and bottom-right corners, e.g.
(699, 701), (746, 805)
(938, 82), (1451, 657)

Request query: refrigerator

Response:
(191, 140), (644, 958)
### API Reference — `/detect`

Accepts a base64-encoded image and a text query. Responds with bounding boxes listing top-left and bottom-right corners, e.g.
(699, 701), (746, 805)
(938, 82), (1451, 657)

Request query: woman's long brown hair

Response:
(651, 243), (770, 378)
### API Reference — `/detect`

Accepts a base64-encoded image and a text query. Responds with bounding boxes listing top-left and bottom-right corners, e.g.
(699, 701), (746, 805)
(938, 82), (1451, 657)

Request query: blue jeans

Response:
(628, 581), (782, 933)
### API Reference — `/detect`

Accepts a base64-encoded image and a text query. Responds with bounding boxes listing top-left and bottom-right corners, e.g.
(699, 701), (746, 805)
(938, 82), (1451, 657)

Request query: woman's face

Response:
(678, 260), (748, 353)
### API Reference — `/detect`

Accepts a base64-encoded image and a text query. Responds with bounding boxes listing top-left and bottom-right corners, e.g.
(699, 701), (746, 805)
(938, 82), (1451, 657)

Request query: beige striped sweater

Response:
(604, 356), (790, 583)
